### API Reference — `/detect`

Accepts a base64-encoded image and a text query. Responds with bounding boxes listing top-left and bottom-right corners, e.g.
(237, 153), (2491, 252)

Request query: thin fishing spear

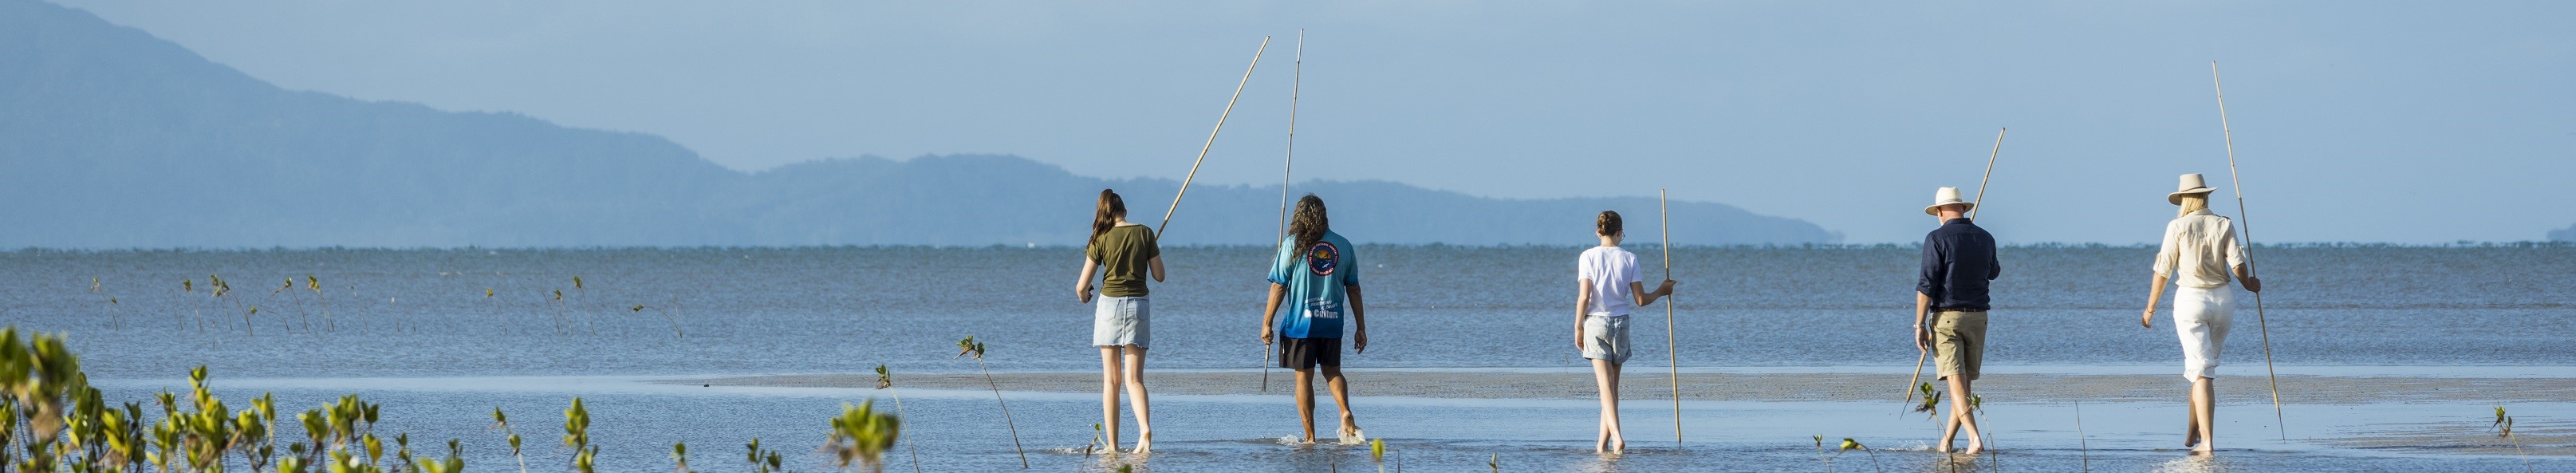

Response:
(1660, 189), (1682, 447)
(1264, 30), (1303, 393)
(1907, 128), (2005, 411)
(2213, 61), (2286, 439)
(1158, 36), (1270, 236)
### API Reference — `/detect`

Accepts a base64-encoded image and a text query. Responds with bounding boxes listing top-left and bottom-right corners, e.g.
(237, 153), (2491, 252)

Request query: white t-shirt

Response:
(1578, 246), (1645, 317)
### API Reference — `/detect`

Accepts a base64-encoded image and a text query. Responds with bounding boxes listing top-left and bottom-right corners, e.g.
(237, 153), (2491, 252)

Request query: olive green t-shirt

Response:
(1085, 224), (1161, 298)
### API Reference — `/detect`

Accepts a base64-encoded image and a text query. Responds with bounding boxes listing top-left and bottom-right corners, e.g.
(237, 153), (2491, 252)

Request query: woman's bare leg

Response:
(1099, 346), (1123, 454)
(1590, 358), (1625, 452)
(1123, 347), (1153, 453)
(2183, 383), (2202, 447)
(2190, 376), (2216, 454)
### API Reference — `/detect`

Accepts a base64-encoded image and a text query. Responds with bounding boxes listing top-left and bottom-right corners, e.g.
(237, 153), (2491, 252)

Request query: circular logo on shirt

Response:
(1306, 242), (1339, 276)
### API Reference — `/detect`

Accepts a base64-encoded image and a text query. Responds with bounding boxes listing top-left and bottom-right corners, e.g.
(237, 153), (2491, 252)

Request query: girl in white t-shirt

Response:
(1574, 211), (1676, 453)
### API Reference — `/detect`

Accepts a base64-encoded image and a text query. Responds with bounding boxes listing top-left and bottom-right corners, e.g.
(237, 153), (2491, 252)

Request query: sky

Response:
(48, 0), (2576, 243)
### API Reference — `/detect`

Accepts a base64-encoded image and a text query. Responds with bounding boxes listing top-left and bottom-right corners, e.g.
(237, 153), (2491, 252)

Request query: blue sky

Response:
(50, 0), (2575, 243)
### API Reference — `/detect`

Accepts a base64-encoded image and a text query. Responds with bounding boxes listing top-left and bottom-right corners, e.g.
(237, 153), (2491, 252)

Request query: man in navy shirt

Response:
(1914, 187), (2000, 455)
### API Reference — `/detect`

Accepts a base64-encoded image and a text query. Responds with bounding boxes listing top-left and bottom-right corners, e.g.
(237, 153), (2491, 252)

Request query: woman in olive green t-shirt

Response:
(1076, 189), (1164, 454)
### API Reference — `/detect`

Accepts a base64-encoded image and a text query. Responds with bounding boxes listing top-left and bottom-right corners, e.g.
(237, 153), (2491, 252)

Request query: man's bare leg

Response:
(1098, 346), (1123, 454)
(2190, 376), (2216, 455)
(1123, 347), (1153, 454)
(1945, 376), (1985, 455)
(1321, 365), (1361, 440)
(1294, 368), (1318, 443)
(1590, 358), (1625, 452)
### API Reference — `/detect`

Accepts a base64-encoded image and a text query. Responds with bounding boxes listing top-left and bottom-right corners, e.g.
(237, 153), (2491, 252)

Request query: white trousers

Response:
(2172, 286), (2235, 381)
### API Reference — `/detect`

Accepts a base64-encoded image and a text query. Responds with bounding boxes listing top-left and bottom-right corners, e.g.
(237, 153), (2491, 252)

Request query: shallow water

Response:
(10, 245), (2576, 471)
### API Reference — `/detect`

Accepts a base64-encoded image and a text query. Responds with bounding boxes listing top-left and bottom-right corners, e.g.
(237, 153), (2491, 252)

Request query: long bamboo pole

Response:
(2212, 61), (2286, 439)
(1660, 189), (1681, 447)
(1972, 128), (2005, 219)
(1264, 31), (1302, 393)
(1158, 37), (1270, 236)
(1906, 128), (2005, 410)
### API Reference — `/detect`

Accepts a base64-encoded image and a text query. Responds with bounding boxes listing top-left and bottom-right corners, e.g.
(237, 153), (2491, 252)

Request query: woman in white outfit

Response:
(2138, 173), (2262, 455)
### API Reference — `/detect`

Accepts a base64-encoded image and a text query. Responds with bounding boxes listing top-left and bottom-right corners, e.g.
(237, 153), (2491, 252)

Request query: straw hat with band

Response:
(2168, 173), (2216, 205)
(1924, 187), (1975, 216)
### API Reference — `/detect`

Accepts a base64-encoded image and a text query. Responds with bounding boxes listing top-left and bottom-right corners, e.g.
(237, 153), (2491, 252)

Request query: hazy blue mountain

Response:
(0, 0), (1834, 248)
(2551, 224), (2574, 242)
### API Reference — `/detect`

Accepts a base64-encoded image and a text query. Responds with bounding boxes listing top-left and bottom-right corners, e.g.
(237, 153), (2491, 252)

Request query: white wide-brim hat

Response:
(2168, 173), (2216, 205)
(1924, 187), (1975, 216)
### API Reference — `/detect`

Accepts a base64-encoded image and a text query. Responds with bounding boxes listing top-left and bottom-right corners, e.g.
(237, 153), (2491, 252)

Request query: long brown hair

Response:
(1089, 189), (1127, 248)
(1289, 194), (1329, 254)
(1596, 211), (1624, 236)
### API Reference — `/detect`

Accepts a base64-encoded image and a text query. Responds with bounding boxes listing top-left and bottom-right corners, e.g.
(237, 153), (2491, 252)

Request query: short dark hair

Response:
(1597, 211), (1623, 236)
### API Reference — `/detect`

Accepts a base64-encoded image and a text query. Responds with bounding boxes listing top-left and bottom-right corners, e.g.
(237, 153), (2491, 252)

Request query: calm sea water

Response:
(8, 245), (2572, 377)
(7, 246), (2573, 471)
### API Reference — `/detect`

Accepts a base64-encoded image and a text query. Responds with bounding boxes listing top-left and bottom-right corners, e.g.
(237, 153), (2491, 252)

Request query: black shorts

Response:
(1278, 337), (1342, 369)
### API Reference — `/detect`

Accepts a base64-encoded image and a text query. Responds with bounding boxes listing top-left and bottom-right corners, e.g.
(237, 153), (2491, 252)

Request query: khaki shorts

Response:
(1932, 310), (1987, 381)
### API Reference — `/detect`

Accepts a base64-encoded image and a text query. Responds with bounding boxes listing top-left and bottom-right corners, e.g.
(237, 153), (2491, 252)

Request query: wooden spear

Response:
(1907, 128), (2005, 410)
(1264, 30), (1303, 393)
(1157, 36), (1270, 235)
(1660, 189), (1683, 447)
(2212, 61), (2286, 439)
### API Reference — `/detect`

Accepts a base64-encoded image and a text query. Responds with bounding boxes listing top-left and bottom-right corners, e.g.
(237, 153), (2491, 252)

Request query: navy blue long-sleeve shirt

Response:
(1918, 218), (2001, 311)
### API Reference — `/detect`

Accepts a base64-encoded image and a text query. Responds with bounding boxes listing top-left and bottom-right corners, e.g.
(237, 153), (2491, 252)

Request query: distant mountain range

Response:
(2551, 223), (2575, 242)
(0, 0), (1837, 248)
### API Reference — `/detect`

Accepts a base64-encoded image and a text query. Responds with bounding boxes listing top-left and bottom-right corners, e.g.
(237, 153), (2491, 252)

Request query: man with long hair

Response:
(1260, 194), (1368, 443)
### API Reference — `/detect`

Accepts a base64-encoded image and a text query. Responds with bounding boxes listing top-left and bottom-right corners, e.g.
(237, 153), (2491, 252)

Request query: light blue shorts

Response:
(1581, 315), (1631, 364)
(1093, 296), (1149, 348)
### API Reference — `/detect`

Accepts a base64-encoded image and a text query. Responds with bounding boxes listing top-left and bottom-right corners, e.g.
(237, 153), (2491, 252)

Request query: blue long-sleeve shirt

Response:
(1917, 218), (2001, 311)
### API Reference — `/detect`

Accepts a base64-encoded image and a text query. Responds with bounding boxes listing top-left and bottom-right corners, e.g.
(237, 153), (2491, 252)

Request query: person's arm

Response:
(2234, 262), (2260, 293)
(2146, 221), (2181, 327)
(1147, 255), (1166, 282)
(1076, 258), (1100, 303)
(1915, 292), (1933, 351)
(1347, 284), (1367, 353)
(1915, 236), (1946, 351)
(1576, 279), (1593, 351)
(1629, 280), (1677, 307)
(1259, 283), (1286, 346)
(2142, 274), (2168, 328)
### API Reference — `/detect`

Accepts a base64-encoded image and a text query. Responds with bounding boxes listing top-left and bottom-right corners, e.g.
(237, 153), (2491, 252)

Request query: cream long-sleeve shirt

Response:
(2153, 209), (2248, 290)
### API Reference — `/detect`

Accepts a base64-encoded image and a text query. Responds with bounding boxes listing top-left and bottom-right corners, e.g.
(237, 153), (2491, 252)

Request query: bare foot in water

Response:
(2189, 443), (2213, 455)
(1132, 432), (1151, 455)
(1960, 440), (1984, 456)
(2184, 423), (2201, 448)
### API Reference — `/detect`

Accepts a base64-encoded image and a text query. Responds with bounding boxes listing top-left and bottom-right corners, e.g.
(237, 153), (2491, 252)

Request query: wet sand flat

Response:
(672, 369), (2576, 404)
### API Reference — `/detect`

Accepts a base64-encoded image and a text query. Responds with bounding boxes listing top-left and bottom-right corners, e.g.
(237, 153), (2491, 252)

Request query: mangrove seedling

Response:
(309, 275), (336, 333)
(955, 336), (1027, 467)
(565, 397), (597, 473)
(827, 400), (902, 472)
(1372, 438), (1388, 473)
(493, 407), (530, 473)
(1488, 453), (1499, 472)
(874, 365), (921, 472)
(1911, 382), (1944, 421)
(2496, 405), (2532, 473)
(673, 441), (694, 473)
(632, 304), (686, 339)
(1835, 438), (1881, 473)
(744, 438), (786, 473)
